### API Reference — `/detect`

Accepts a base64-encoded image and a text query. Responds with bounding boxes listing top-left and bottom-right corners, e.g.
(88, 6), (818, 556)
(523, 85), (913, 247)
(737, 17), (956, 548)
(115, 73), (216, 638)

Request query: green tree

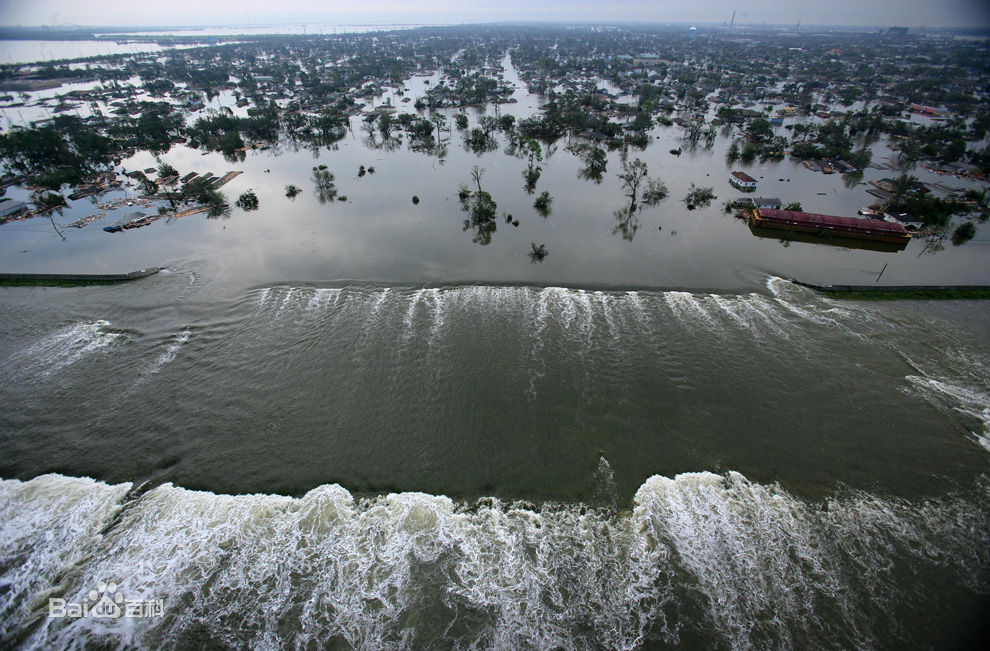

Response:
(528, 243), (549, 263)
(236, 189), (260, 211)
(951, 221), (976, 245)
(683, 185), (716, 210)
(534, 191), (553, 217)
(312, 165), (337, 204)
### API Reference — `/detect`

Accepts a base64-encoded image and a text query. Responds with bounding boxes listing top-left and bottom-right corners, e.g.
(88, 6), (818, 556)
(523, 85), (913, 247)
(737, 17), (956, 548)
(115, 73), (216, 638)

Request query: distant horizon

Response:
(1, 0), (989, 30)
(2, 20), (989, 33)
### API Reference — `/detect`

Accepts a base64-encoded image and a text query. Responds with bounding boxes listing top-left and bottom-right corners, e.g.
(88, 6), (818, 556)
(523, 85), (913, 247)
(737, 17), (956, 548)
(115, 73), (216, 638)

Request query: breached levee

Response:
(248, 278), (872, 351)
(1, 472), (987, 649)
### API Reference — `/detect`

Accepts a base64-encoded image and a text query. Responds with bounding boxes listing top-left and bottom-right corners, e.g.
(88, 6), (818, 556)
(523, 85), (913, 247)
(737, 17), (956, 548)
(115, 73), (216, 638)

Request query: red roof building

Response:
(910, 104), (943, 116)
(729, 171), (758, 191)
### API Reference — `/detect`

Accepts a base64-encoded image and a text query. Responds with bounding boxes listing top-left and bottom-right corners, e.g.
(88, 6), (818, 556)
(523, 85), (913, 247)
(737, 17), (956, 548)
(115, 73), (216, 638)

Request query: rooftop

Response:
(758, 209), (909, 236)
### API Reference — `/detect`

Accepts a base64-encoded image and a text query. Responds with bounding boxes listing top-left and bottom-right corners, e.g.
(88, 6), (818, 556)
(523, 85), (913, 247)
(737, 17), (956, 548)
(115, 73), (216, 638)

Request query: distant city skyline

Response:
(0, 0), (988, 29)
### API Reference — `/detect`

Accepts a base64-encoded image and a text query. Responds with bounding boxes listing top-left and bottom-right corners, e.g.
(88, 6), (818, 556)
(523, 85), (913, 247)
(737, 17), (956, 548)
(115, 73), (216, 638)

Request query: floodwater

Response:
(1, 56), (987, 290)
(0, 40), (189, 65)
(1, 53), (989, 649)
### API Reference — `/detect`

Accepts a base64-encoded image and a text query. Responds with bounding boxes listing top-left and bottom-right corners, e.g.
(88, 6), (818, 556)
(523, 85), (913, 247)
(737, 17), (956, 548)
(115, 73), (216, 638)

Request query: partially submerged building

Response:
(729, 171), (758, 191)
(0, 199), (27, 220)
(753, 197), (782, 210)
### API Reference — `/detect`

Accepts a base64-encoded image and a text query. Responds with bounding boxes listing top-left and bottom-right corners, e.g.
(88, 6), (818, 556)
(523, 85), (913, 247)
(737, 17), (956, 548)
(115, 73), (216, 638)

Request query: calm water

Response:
(2, 57), (988, 288)
(112, 24), (438, 37)
(1, 58), (989, 648)
(0, 40), (188, 64)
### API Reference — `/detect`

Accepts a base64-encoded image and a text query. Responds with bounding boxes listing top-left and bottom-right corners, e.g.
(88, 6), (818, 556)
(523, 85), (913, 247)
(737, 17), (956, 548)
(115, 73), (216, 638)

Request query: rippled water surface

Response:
(1, 50), (989, 647)
(1, 269), (988, 647)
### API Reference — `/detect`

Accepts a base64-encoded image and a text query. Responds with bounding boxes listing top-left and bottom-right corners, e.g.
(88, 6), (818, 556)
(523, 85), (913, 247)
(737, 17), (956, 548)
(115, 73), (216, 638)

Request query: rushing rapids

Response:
(1, 470), (988, 649)
(1, 276), (988, 647)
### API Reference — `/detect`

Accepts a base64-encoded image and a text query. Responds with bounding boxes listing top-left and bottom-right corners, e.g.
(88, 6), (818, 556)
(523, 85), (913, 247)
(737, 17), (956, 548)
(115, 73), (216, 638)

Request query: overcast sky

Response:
(0, 0), (987, 29)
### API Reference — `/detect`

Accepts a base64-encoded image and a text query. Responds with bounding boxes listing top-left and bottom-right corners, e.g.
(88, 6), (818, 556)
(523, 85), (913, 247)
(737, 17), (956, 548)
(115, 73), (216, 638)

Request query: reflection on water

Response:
(311, 165), (338, 204)
(609, 158), (670, 241)
(748, 224), (909, 252)
(460, 166), (499, 245)
(0, 50), (987, 289)
(613, 204), (640, 241)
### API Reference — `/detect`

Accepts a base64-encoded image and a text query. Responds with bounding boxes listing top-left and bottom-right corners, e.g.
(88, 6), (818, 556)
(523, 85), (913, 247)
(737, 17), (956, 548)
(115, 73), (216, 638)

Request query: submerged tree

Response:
(534, 191), (553, 217)
(462, 190), (498, 245)
(611, 158), (669, 241)
(617, 158), (650, 210)
(157, 161), (178, 181)
(285, 184), (301, 198)
(578, 145), (607, 183)
(31, 190), (66, 213)
(465, 126), (498, 154)
(312, 165), (337, 204)
(236, 189), (259, 211)
(642, 178), (670, 207)
(459, 167), (498, 245)
(952, 221), (976, 245)
(528, 242), (549, 263)
(377, 112), (395, 140)
(522, 140), (543, 193)
(683, 184), (716, 210)
(523, 164), (542, 194)
(181, 177), (229, 217)
(470, 165), (485, 192)
(726, 140), (741, 163)
(136, 173), (158, 197)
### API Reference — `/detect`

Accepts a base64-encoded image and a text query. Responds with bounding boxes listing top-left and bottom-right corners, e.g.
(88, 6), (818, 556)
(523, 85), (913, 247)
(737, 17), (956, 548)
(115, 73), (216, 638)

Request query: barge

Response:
(750, 208), (911, 245)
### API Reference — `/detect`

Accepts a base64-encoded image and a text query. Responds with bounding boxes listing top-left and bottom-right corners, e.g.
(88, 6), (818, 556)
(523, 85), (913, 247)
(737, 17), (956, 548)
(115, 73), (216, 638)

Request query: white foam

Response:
(3, 472), (986, 649)
(708, 293), (761, 337)
(664, 292), (722, 332)
(732, 294), (792, 339)
(256, 287), (272, 310)
(622, 291), (649, 325)
(906, 375), (990, 452)
(403, 289), (427, 339)
(425, 288), (447, 346)
(593, 291), (619, 343)
(133, 330), (192, 386)
(0, 475), (131, 640)
(274, 288), (296, 320)
(16, 320), (124, 376)
(305, 288), (342, 313)
(158, 330), (190, 367)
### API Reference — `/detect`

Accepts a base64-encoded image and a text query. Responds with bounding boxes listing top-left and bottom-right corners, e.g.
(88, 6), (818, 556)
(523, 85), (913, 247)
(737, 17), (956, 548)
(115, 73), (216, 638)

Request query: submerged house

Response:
(729, 171), (757, 191)
(0, 199), (27, 219)
(753, 197), (782, 210)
